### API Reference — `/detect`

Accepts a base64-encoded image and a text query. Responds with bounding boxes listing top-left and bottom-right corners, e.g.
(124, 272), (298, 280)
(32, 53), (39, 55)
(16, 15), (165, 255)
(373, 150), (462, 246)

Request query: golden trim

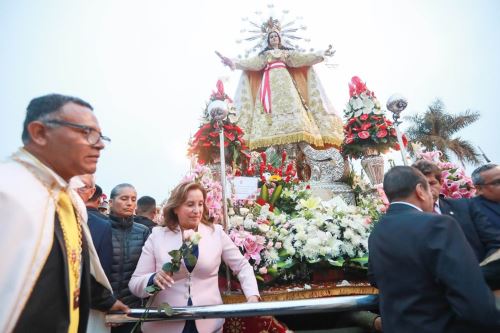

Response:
(248, 132), (342, 151)
(7, 158), (56, 331)
(223, 285), (378, 304)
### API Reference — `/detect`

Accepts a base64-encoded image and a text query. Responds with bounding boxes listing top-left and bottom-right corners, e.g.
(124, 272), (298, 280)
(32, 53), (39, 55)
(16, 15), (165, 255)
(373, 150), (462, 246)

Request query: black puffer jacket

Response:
(109, 214), (150, 307)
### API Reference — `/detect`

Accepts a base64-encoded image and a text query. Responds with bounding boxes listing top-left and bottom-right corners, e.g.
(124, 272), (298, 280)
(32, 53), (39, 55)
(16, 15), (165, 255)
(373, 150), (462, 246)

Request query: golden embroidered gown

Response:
(233, 49), (343, 150)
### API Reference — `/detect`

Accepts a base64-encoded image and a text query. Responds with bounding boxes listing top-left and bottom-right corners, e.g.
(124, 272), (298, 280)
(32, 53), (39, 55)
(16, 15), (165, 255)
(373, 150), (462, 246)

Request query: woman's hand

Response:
(154, 270), (175, 290)
(246, 295), (260, 303)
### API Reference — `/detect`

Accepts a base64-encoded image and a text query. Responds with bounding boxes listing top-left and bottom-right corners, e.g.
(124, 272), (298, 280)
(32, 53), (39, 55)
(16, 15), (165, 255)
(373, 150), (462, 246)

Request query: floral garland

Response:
(342, 76), (407, 159)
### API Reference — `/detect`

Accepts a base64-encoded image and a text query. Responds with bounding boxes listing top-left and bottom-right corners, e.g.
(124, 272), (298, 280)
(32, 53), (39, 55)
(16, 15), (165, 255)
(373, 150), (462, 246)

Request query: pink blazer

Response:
(129, 223), (260, 333)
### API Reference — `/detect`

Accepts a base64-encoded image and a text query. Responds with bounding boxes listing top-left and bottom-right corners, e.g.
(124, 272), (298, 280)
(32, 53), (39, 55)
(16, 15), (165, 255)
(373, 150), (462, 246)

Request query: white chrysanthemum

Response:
(343, 228), (355, 240)
(266, 248), (279, 263)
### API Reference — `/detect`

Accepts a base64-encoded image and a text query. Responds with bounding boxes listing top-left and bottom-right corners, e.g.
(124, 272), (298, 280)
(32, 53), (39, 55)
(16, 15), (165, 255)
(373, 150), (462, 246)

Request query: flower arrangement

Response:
(227, 181), (384, 284)
(188, 80), (250, 168)
(342, 76), (407, 159)
(417, 150), (476, 198)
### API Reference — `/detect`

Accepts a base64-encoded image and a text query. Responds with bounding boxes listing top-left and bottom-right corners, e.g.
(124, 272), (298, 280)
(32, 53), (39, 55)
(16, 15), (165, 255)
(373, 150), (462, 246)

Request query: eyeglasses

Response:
(476, 179), (500, 187)
(44, 120), (111, 145)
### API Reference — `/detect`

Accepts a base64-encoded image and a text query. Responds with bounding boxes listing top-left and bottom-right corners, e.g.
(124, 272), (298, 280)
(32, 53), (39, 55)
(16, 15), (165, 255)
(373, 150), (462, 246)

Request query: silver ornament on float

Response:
(386, 94), (408, 116)
(207, 100), (229, 121)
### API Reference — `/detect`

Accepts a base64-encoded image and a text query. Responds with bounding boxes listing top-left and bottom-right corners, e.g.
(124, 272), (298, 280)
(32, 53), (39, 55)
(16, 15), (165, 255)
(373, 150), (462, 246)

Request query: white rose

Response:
(258, 223), (270, 233)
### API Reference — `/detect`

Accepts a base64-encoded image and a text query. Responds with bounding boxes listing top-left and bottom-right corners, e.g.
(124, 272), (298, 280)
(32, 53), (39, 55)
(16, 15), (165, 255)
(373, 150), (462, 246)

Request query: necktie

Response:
(57, 190), (81, 333)
(434, 203), (441, 214)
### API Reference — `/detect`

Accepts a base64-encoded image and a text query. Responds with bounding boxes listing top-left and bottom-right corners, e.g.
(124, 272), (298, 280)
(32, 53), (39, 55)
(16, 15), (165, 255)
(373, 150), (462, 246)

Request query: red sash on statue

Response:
(259, 61), (287, 114)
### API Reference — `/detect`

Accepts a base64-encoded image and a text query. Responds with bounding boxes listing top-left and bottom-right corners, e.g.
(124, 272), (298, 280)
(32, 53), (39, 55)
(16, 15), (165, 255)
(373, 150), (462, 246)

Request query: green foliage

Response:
(405, 99), (481, 165)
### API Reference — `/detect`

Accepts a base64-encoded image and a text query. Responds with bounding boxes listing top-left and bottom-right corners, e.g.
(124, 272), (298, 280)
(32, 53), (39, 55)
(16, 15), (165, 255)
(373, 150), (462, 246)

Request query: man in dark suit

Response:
(413, 160), (500, 261)
(77, 174), (113, 278)
(368, 166), (500, 333)
(472, 163), (500, 227)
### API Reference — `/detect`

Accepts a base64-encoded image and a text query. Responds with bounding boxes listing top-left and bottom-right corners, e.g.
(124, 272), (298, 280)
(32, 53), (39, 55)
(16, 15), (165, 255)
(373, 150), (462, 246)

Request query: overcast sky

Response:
(1, 0), (499, 201)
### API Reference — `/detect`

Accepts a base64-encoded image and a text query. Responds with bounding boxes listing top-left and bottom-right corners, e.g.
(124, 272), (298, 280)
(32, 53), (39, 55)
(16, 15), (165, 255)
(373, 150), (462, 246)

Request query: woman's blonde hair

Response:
(161, 182), (211, 231)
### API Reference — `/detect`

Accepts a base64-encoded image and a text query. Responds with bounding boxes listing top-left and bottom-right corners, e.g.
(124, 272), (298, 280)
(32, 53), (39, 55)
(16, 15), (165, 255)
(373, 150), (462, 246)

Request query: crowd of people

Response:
(0, 92), (499, 333)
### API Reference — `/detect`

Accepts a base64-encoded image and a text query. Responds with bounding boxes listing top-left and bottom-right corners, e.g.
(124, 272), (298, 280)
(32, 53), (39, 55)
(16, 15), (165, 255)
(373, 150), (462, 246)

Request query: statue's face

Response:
(268, 32), (280, 48)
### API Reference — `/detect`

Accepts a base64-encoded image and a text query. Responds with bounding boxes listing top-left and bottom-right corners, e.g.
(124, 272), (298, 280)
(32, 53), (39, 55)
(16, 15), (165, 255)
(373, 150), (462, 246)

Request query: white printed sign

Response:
(229, 176), (259, 200)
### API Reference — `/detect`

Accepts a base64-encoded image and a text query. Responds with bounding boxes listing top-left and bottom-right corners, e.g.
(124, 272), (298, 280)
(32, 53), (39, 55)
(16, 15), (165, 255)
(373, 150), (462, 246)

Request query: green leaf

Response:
(278, 248), (289, 257)
(327, 258), (345, 267)
(277, 260), (294, 269)
(184, 253), (198, 267)
(169, 250), (182, 261)
(145, 285), (160, 294)
(162, 262), (175, 272)
(158, 303), (174, 316)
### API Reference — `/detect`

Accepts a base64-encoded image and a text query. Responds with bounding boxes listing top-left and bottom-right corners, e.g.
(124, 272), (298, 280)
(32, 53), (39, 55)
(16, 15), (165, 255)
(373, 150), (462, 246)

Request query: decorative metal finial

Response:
(386, 94), (407, 123)
(207, 100), (228, 123)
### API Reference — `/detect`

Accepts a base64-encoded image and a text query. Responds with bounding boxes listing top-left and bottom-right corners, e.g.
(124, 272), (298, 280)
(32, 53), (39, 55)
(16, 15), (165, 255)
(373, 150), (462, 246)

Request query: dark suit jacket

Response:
(439, 197), (500, 261)
(368, 203), (500, 333)
(473, 196), (500, 228)
(87, 207), (113, 278)
(14, 215), (115, 333)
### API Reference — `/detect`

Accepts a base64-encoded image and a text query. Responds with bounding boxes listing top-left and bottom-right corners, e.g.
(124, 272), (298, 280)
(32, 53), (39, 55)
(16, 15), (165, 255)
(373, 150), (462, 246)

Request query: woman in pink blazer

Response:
(129, 182), (260, 333)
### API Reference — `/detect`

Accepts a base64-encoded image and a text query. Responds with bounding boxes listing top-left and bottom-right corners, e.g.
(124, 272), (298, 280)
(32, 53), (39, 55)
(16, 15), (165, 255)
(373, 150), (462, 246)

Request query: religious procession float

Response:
(110, 5), (477, 332)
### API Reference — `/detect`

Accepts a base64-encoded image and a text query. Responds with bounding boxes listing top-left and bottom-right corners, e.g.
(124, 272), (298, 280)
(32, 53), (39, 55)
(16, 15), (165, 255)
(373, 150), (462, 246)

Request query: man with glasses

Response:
(473, 164), (500, 227)
(0, 94), (128, 333)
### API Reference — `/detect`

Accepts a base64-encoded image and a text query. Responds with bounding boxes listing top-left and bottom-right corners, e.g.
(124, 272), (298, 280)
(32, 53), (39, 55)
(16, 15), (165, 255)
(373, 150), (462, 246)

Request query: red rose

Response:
(376, 129), (388, 138)
(345, 135), (354, 144)
(360, 114), (369, 121)
(361, 122), (372, 131)
(358, 131), (370, 139)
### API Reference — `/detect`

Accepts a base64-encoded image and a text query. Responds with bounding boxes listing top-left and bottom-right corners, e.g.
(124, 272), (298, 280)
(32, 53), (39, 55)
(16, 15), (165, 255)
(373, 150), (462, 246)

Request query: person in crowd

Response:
(108, 183), (151, 333)
(99, 196), (110, 215)
(0, 94), (128, 333)
(129, 181), (260, 333)
(134, 195), (157, 230)
(472, 163), (500, 226)
(368, 166), (500, 333)
(412, 160), (500, 262)
(77, 174), (113, 278)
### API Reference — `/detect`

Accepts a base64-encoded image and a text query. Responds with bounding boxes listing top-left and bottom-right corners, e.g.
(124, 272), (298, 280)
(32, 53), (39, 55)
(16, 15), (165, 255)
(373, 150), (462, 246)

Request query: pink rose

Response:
(243, 235), (264, 264)
(259, 267), (268, 274)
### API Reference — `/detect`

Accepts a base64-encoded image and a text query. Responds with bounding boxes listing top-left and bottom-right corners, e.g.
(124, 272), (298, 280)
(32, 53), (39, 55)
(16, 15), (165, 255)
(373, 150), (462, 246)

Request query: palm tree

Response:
(404, 99), (481, 165)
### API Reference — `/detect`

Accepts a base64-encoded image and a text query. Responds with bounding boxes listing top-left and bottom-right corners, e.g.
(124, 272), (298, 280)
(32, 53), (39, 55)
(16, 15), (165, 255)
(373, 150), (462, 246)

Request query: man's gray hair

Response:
(471, 164), (498, 185)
